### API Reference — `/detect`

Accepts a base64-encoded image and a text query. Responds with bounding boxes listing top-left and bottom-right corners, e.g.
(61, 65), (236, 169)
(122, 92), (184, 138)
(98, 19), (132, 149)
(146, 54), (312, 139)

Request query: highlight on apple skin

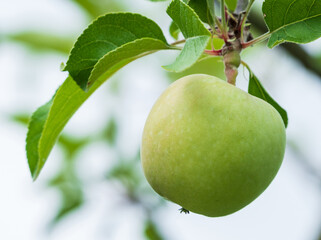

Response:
(141, 74), (286, 217)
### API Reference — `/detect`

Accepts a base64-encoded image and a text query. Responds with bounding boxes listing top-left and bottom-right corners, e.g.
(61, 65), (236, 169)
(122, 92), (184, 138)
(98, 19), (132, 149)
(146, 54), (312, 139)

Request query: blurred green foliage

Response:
(144, 220), (164, 240)
(8, 32), (74, 54)
(101, 117), (118, 145)
(48, 166), (84, 225)
(71, 0), (125, 18)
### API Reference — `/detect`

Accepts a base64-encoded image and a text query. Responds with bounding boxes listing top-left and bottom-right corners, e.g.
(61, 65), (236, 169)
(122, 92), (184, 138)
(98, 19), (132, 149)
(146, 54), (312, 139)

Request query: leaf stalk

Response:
(240, 60), (250, 72)
(220, 0), (228, 42)
(170, 39), (186, 46)
(242, 32), (271, 48)
(240, 0), (255, 42)
(204, 49), (223, 56)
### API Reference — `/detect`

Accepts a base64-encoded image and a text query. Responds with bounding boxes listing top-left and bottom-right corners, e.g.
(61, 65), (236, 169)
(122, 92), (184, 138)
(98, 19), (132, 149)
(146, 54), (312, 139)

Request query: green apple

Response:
(141, 74), (286, 217)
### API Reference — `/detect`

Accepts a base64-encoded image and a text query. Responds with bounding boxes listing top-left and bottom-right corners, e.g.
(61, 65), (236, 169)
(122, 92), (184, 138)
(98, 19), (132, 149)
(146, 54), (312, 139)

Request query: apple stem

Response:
(222, 40), (242, 85)
(225, 66), (238, 85)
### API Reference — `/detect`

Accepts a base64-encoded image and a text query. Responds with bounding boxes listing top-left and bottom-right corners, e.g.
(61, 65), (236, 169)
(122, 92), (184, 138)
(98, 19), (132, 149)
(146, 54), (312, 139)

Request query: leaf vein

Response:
(283, 0), (298, 26)
(272, 12), (321, 34)
(307, 0), (317, 17)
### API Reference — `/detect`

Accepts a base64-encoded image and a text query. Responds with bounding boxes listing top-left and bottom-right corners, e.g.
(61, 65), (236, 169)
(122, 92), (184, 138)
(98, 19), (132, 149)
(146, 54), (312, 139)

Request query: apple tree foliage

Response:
(26, 0), (321, 180)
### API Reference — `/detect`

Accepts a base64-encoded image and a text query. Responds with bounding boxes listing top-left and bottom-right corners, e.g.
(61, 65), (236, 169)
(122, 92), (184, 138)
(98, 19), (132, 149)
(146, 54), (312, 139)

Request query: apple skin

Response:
(141, 74), (286, 217)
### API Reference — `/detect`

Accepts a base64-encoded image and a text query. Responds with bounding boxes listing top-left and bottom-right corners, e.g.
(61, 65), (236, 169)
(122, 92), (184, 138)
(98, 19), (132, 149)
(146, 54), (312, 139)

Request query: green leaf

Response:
(206, 0), (215, 22)
(26, 100), (53, 177)
(188, 0), (214, 25)
(64, 13), (169, 90)
(173, 0), (215, 24)
(163, 36), (209, 72)
(169, 21), (180, 40)
(263, 0), (321, 48)
(166, 55), (225, 82)
(26, 38), (170, 180)
(225, 0), (238, 12)
(246, 66), (288, 128)
(169, 0), (215, 39)
(167, 0), (210, 38)
(164, 0), (211, 72)
(88, 39), (170, 87)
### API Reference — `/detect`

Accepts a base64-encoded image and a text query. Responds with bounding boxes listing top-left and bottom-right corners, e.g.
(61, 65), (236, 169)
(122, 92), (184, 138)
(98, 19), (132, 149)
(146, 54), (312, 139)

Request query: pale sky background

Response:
(1, 0), (321, 240)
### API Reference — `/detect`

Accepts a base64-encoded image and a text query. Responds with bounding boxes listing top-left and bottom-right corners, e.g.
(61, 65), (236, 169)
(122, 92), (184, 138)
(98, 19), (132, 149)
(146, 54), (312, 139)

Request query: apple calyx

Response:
(179, 208), (190, 214)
